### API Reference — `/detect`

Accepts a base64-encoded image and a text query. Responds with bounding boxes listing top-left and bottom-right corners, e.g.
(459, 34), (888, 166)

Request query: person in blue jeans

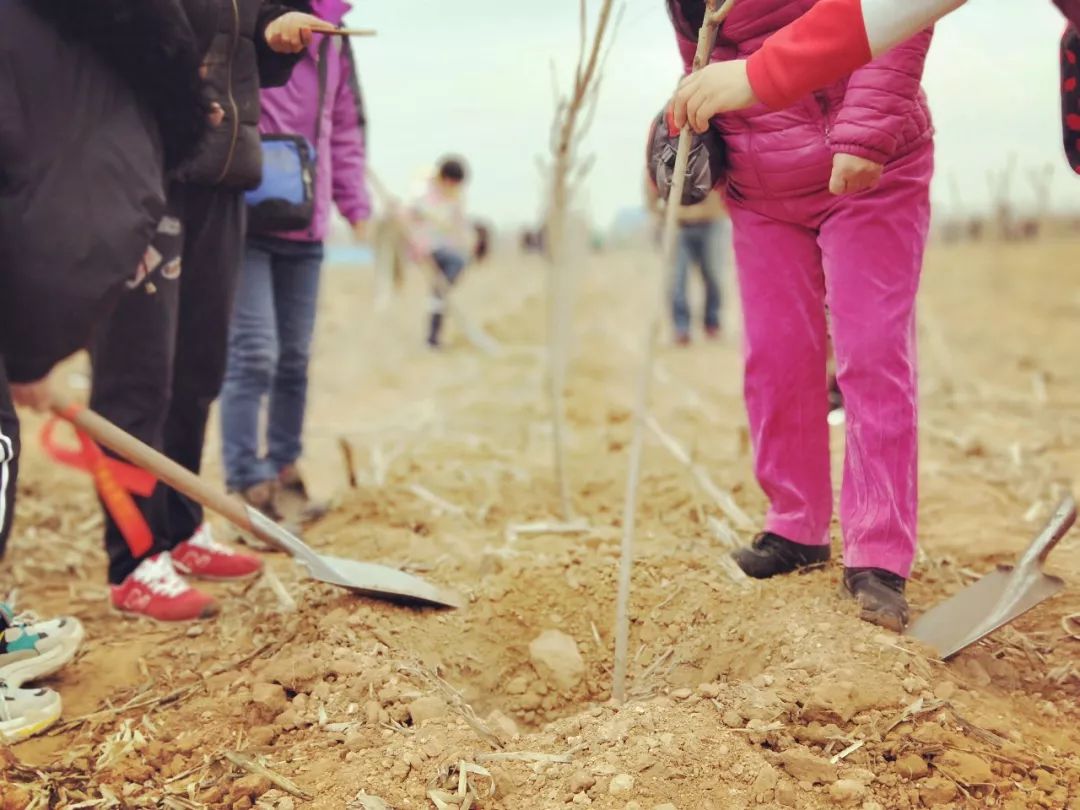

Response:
(222, 237), (327, 520)
(220, 0), (371, 525)
(429, 248), (467, 348)
(670, 189), (727, 345)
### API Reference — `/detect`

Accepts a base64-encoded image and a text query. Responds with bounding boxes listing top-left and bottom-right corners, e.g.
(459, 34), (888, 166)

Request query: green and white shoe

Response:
(0, 682), (62, 743)
(0, 603), (84, 687)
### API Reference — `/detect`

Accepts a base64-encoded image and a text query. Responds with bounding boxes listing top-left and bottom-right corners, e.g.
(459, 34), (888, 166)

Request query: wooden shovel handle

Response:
(51, 395), (255, 535)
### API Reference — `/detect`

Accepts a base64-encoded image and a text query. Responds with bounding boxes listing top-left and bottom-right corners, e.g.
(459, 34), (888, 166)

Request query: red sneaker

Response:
(110, 553), (218, 622)
(172, 524), (263, 581)
(705, 325), (722, 341)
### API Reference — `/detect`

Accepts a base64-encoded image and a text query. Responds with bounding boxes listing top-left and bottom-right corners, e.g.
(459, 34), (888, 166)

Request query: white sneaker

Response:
(0, 603), (84, 688)
(0, 682), (62, 743)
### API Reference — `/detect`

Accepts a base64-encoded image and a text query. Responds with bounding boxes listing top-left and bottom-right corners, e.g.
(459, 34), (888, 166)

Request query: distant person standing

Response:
(644, 107), (728, 345)
(409, 158), (475, 349)
(669, 190), (727, 345)
(220, 0), (371, 526)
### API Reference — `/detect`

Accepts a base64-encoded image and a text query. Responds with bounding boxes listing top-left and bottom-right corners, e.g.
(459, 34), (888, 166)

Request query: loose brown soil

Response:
(2, 239), (1079, 809)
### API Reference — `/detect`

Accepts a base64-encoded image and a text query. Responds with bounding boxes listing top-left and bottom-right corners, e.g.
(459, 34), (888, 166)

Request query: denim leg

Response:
(219, 241), (279, 491)
(428, 249), (467, 346)
(267, 242), (324, 471)
(670, 228), (694, 336)
(699, 221), (724, 330)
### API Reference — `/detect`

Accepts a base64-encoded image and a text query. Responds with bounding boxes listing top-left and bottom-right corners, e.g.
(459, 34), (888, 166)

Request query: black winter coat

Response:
(178, 0), (308, 189)
(0, 0), (208, 383)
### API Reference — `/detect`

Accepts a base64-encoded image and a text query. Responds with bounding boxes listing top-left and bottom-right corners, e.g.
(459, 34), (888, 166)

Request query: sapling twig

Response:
(542, 1), (622, 520)
(612, 0), (735, 705)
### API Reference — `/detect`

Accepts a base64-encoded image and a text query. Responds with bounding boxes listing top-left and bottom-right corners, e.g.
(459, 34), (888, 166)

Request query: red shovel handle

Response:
(41, 412), (154, 557)
(50, 396), (256, 536)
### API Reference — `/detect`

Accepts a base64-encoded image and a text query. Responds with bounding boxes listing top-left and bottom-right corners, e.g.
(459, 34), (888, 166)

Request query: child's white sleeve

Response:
(861, 0), (965, 56)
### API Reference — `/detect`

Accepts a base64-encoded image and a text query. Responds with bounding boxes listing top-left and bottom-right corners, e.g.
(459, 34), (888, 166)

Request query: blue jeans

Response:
(671, 220), (724, 336)
(428, 248), (467, 346)
(220, 237), (324, 491)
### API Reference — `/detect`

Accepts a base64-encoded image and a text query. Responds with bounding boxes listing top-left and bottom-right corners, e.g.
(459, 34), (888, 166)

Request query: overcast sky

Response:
(346, 1), (1076, 230)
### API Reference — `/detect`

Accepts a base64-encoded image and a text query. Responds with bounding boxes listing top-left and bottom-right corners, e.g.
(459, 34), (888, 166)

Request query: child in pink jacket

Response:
(666, 0), (934, 631)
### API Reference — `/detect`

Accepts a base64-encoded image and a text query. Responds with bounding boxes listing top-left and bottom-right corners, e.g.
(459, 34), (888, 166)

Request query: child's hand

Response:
(672, 61), (758, 134)
(829, 154), (883, 195)
(264, 12), (325, 53)
(352, 220), (370, 242)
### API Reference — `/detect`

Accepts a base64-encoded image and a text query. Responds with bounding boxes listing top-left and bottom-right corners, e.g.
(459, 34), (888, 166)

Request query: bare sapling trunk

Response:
(544, 0), (620, 520)
(612, 0), (735, 704)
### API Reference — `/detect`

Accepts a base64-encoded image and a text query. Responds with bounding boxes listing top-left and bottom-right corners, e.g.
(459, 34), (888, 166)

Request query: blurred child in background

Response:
(409, 157), (476, 349)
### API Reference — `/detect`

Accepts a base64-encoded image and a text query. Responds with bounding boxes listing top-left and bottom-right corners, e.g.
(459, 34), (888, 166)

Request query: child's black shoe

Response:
(732, 533), (830, 578)
(842, 567), (909, 632)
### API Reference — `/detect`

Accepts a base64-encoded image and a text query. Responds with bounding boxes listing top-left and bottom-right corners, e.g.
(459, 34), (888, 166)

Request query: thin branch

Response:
(613, 0), (736, 705)
(575, 0), (587, 90)
(224, 752), (313, 801)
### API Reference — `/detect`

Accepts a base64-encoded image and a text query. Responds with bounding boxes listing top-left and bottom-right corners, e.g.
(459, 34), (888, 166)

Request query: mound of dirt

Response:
(4, 241), (1080, 808)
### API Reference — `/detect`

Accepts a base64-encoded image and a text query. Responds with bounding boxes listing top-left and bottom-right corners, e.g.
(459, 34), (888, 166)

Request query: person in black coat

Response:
(88, 0), (328, 622)
(0, 0), (213, 740)
(0, 0), (212, 558)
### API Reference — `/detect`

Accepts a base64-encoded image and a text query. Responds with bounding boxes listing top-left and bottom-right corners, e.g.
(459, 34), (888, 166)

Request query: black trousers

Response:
(0, 358), (19, 560)
(90, 183), (245, 584)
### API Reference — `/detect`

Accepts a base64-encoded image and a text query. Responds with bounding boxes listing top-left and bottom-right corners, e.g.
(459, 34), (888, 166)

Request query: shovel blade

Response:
(246, 506), (464, 609)
(907, 565), (1065, 659)
(301, 554), (465, 609)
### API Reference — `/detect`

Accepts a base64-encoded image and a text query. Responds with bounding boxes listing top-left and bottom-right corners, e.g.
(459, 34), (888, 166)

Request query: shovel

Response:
(52, 397), (464, 609)
(907, 495), (1075, 658)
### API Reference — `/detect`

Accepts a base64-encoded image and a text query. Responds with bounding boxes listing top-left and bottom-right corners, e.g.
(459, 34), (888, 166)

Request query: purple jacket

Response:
(674, 0), (933, 203)
(259, 0), (370, 241)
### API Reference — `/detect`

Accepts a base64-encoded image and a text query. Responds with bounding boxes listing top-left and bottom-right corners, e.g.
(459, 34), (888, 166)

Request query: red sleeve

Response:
(745, 0), (873, 110)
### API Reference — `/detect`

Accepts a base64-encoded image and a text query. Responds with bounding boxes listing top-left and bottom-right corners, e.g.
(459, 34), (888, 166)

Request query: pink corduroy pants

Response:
(728, 143), (934, 578)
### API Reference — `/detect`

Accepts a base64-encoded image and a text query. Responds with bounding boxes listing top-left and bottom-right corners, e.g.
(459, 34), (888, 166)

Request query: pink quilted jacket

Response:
(673, 0), (933, 202)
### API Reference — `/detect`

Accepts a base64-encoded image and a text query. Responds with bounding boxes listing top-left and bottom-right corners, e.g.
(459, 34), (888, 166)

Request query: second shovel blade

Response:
(907, 565), (1065, 659)
(299, 554), (465, 609)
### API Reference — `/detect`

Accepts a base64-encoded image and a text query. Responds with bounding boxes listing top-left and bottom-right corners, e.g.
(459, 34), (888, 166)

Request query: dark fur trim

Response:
(29, 0), (210, 170)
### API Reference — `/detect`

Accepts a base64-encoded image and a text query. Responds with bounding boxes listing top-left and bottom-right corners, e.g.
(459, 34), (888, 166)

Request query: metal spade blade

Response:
(907, 496), (1075, 659)
(51, 397), (464, 611)
(247, 508), (464, 609)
